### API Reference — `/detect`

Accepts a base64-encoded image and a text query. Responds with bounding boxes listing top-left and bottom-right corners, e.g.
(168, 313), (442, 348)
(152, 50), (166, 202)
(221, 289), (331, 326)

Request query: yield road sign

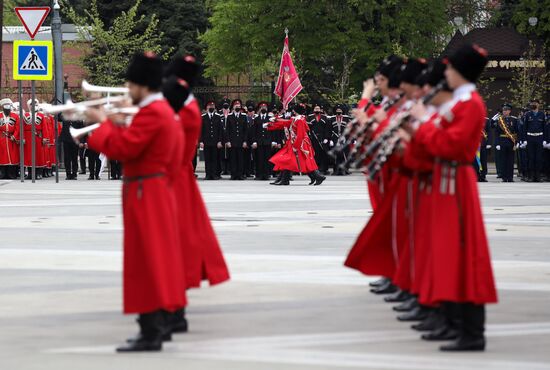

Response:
(13, 40), (53, 81)
(15, 7), (51, 39)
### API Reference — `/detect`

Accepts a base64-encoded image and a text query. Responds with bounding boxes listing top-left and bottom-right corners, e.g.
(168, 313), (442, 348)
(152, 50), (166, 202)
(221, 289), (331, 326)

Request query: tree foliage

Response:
(61, 0), (166, 86)
(508, 41), (549, 108)
(201, 0), (452, 104)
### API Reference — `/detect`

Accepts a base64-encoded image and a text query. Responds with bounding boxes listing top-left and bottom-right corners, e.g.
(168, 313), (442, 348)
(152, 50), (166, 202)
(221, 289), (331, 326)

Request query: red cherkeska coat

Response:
(88, 97), (187, 314)
(344, 102), (408, 279)
(414, 88), (498, 306)
(0, 112), (20, 165)
(23, 111), (45, 167)
(267, 115), (318, 173)
(175, 95), (230, 289)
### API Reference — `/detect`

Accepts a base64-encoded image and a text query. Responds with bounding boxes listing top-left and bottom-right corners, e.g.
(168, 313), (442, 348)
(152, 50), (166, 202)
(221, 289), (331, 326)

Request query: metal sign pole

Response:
(31, 80), (36, 183)
(18, 81), (24, 182)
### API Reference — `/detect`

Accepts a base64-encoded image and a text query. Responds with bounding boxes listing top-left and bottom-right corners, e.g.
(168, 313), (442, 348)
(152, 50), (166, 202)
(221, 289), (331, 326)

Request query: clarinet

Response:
(359, 80), (447, 177)
(339, 93), (404, 171)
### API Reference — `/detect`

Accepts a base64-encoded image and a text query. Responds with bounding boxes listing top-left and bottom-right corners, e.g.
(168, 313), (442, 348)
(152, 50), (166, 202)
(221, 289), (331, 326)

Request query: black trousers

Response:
(110, 160), (122, 179)
(78, 147), (87, 173)
(87, 150), (101, 178)
(312, 141), (328, 173)
(204, 145), (219, 178)
(243, 148), (253, 176)
(218, 147), (230, 175)
(497, 140), (515, 181)
(230, 146), (244, 179)
(192, 147), (198, 172)
(479, 145), (488, 178)
(254, 145), (271, 178)
(518, 147), (528, 177)
(527, 136), (544, 178)
(63, 142), (78, 178)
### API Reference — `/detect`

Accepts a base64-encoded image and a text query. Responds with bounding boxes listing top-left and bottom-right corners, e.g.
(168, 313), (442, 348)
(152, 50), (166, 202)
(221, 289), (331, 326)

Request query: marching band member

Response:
(84, 52), (188, 352)
(163, 55), (230, 333)
(492, 103), (518, 182)
(407, 44), (498, 351)
(0, 99), (20, 179)
(24, 99), (46, 179)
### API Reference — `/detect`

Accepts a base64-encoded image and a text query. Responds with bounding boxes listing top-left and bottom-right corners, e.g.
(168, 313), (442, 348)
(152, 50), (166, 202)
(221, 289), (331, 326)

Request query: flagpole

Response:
(282, 28), (288, 112)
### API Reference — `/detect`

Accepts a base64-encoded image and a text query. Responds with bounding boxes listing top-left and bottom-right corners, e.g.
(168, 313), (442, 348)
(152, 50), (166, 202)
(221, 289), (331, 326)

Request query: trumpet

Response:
(82, 80), (129, 95)
(69, 107), (138, 140)
(41, 96), (129, 116)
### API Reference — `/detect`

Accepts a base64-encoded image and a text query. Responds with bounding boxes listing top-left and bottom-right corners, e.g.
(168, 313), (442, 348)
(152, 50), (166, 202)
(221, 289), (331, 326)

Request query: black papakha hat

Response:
(425, 59), (451, 91)
(400, 58), (428, 85)
(126, 52), (163, 90)
(447, 44), (488, 83)
(165, 55), (200, 88)
(378, 55), (403, 78)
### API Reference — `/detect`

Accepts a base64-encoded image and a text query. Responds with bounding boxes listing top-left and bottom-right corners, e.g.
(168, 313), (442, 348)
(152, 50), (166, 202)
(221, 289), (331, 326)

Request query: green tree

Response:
(62, 0), (167, 86)
(201, 0), (452, 104)
(508, 41), (549, 108)
(492, 0), (550, 46)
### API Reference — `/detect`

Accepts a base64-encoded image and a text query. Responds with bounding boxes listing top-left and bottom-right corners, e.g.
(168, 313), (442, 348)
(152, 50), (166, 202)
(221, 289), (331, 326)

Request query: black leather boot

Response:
(270, 172), (283, 185)
(167, 308), (188, 334)
(397, 305), (429, 321)
(411, 308), (444, 331)
(313, 170), (326, 186)
(393, 296), (418, 312)
(370, 280), (398, 295)
(308, 172), (316, 185)
(118, 311), (164, 352)
(274, 171), (290, 185)
(369, 277), (389, 287)
(440, 303), (485, 351)
(384, 290), (411, 303)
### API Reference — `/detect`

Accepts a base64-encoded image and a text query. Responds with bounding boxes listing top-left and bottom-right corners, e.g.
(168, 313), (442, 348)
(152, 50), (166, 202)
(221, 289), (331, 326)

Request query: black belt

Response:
(123, 173), (165, 199)
(123, 173), (165, 183)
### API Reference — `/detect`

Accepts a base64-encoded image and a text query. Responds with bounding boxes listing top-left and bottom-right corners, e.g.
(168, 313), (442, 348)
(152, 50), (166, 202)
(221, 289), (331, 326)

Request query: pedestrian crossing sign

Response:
(13, 40), (53, 81)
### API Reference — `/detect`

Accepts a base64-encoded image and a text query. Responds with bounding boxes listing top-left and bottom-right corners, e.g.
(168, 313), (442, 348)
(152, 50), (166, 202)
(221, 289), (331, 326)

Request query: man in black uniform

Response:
(244, 101), (256, 178)
(225, 99), (248, 180)
(200, 101), (223, 180)
(307, 103), (330, 174)
(251, 102), (272, 180)
(59, 116), (83, 180)
(476, 117), (492, 182)
(524, 99), (546, 182)
(492, 103), (518, 182)
(84, 135), (101, 180)
(218, 98), (231, 177)
(329, 104), (351, 175)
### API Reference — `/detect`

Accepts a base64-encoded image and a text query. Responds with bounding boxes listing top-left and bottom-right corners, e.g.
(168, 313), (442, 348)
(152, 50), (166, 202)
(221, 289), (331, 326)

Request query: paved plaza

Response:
(0, 172), (549, 369)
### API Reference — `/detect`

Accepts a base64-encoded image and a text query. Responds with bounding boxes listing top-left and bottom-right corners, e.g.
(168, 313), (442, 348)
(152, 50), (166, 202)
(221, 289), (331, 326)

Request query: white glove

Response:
(515, 143), (520, 149)
(522, 142), (527, 148)
(486, 145), (491, 149)
(544, 141), (548, 147)
(496, 145), (501, 151)
(329, 140), (334, 147)
(269, 117), (276, 122)
(323, 139), (328, 144)
(262, 123), (269, 128)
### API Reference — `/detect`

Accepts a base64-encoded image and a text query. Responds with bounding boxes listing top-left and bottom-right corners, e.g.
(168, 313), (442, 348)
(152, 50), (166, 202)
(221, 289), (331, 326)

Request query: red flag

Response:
(275, 34), (303, 109)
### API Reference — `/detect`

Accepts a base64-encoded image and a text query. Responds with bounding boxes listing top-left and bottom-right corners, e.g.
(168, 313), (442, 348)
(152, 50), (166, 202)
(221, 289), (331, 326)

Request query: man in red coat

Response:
(265, 103), (326, 186)
(24, 99), (46, 180)
(84, 52), (187, 352)
(408, 44), (498, 351)
(162, 55), (230, 333)
(0, 99), (20, 179)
